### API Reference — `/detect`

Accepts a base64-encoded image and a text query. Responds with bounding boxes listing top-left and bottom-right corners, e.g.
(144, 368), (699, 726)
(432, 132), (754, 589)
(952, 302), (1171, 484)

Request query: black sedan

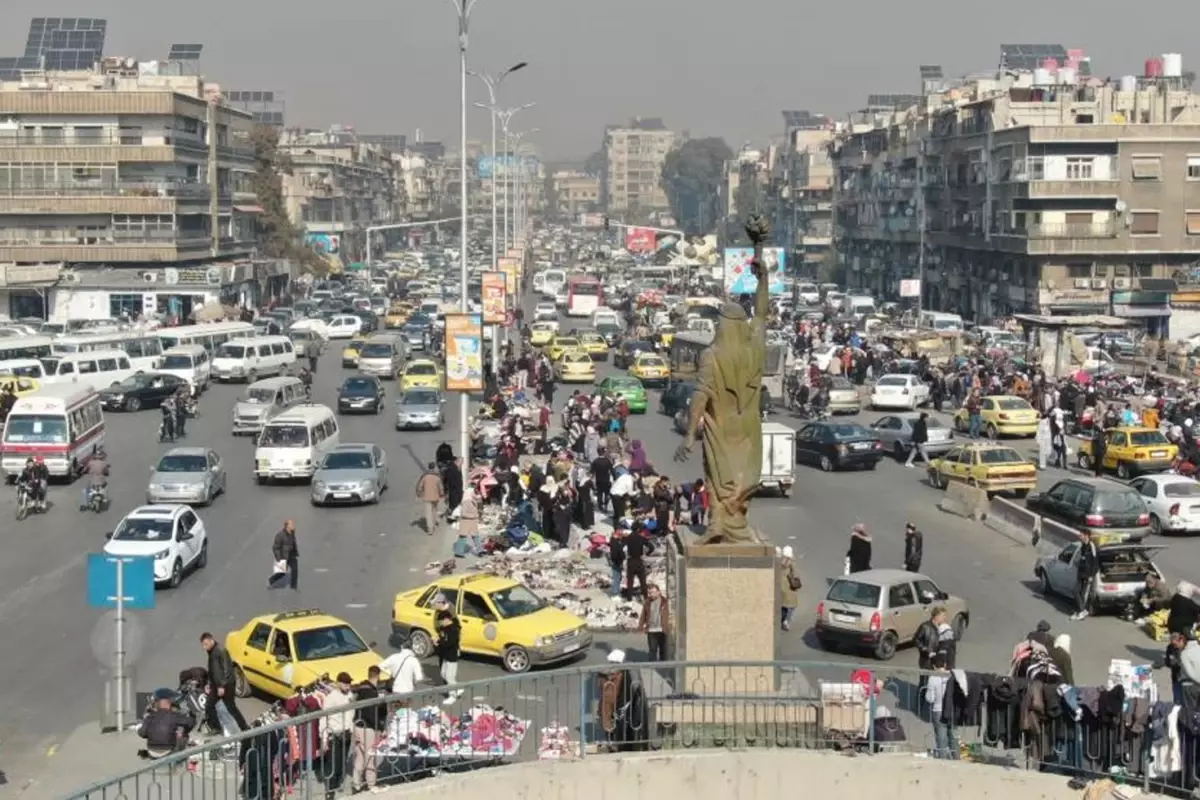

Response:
(659, 381), (696, 416)
(795, 421), (883, 472)
(99, 373), (189, 412)
(614, 340), (656, 369)
(337, 376), (385, 414)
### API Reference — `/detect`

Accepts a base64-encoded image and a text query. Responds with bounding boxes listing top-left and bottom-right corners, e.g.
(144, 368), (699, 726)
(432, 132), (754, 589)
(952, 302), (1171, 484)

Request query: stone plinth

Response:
(676, 543), (777, 693)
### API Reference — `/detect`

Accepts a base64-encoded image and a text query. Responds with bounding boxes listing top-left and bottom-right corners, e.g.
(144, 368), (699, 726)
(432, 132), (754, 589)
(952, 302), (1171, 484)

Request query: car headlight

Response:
(109, 394), (123, 402)
(361, 480), (376, 491)
(535, 635), (554, 647)
(313, 481), (326, 491)
(153, 549), (171, 560)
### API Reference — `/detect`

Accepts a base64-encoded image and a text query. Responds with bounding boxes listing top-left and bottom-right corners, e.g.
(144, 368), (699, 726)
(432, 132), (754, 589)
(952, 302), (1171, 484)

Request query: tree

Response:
(661, 137), (732, 235)
(583, 148), (606, 177)
(248, 125), (327, 275)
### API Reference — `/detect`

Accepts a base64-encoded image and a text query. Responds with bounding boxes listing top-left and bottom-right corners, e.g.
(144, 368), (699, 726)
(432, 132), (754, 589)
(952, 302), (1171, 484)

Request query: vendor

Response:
(1142, 574), (1173, 614)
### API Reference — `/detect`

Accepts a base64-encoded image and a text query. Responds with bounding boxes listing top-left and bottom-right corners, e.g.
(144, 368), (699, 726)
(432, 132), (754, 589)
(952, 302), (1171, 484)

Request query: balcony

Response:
(0, 229), (216, 263)
(0, 130), (235, 163)
(1026, 221), (1117, 239)
(0, 181), (215, 214)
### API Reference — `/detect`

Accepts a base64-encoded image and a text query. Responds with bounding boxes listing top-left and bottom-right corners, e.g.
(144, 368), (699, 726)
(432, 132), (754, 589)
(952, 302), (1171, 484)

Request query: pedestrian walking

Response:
(638, 583), (670, 661)
(433, 594), (462, 704)
(778, 546), (801, 631)
(1090, 428), (1107, 477)
(350, 666), (386, 793)
(965, 390), (983, 439)
(417, 462), (445, 535)
(903, 523), (923, 572)
(846, 523), (872, 574)
(271, 519), (299, 590)
(1070, 530), (1099, 620)
(905, 412), (930, 468)
(1035, 415), (1051, 470)
(200, 632), (249, 733)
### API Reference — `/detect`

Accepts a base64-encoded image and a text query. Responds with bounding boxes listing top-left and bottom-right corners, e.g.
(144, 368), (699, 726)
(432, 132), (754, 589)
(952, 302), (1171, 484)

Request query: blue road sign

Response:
(87, 554), (156, 610)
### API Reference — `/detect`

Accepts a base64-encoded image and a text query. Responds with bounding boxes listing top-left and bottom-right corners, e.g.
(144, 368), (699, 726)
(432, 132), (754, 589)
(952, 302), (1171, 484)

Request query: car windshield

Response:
(978, 448), (1025, 464)
(291, 331), (313, 342)
(826, 580), (882, 607)
(829, 377), (853, 390)
(3, 414), (67, 444)
(1165, 482), (1200, 497)
(322, 452), (372, 470)
(639, 357), (665, 366)
(161, 355), (193, 369)
(406, 363), (437, 376)
(997, 398), (1032, 411)
(1, 363), (41, 378)
(489, 585), (548, 618)
(39, 358), (59, 374)
(156, 455), (206, 472)
(626, 342), (653, 352)
(218, 344), (247, 358)
(113, 516), (174, 541)
(597, 322), (620, 332)
(342, 378), (376, 394)
(609, 379), (641, 391)
(244, 388), (276, 404)
(293, 625), (370, 661)
(829, 424), (871, 439)
(360, 343), (393, 358)
(555, 339), (579, 348)
(259, 425), (309, 448)
(402, 390), (439, 405)
(1130, 431), (1169, 446)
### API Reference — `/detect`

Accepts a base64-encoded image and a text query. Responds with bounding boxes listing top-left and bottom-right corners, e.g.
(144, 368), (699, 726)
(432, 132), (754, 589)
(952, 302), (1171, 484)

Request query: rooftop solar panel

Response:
(167, 43), (203, 61)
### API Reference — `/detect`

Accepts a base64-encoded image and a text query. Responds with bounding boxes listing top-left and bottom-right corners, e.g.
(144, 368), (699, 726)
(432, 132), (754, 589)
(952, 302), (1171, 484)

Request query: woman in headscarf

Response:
(1035, 413), (1052, 470)
(778, 546), (801, 631)
(573, 460), (595, 530)
(628, 439), (651, 476)
(539, 477), (558, 541)
(846, 524), (872, 574)
(552, 485), (574, 548)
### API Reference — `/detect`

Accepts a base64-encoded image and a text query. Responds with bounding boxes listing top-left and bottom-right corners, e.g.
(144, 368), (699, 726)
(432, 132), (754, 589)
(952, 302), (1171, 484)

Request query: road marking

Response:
(345, 603), (368, 609)
(313, 568), (330, 573)
(45, 743), (57, 757)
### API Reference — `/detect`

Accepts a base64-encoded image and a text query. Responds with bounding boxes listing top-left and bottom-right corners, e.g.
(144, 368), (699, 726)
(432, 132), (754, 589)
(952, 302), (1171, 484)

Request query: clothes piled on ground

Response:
(547, 592), (645, 630)
(374, 703), (529, 759)
(537, 723), (578, 760)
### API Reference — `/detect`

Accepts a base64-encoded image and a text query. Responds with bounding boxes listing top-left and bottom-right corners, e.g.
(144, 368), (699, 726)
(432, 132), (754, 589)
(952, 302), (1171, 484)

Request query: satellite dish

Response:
(1115, 200), (1127, 213)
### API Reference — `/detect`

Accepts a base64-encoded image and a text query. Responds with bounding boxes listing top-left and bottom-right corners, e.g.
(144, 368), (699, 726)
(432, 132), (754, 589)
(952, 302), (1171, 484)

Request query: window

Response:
(271, 631), (292, 660)
(913, 580), (940, 601)
(179, 509), (199, 531)
(460, 592), (497, 621)
(76, 360), (97, 374)
(888, 583), (917, 608)
(1188, 156), (1200, 180)
(1187, 212), (1200, 236)
(97, 358), (117, 371)
(1131, 157), (1162, 181)
(109, 294), (142, 319)
(1130, 211), (1160, 235)
(1067, 263), (1093, 279)
(246, 623), (271, 651)
(1065, 157), (1094, 180)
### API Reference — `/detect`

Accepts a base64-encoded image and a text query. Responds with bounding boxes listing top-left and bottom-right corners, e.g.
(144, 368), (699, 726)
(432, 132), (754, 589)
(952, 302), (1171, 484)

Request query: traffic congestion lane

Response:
(0, 348), (464, 793)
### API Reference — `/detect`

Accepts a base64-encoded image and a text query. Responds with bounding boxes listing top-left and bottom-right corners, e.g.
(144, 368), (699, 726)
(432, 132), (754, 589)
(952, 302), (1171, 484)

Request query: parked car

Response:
(794, 421), (883, 472)
(1034, 536), (1164, 617)
(1026, 477), (1151, 539)
(1077, 427), (1177, 479)
(869, 414), (954, 460)
(1128, 474), (1200, 535)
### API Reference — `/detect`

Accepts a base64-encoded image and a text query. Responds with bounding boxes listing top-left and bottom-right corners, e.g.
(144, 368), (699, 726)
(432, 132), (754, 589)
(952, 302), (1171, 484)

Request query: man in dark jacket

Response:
(905, 412), (930, 468)
(201, 632), (249, 732)
(1090, 429), (1107, 477)
(442, 457), (464, 517)
(138, 695), (194, 753)
(1071, 530), (1100, 620)
(903, 523), (923, 572)
(272, 520), (299, 590)
(592, 448), (614, 512)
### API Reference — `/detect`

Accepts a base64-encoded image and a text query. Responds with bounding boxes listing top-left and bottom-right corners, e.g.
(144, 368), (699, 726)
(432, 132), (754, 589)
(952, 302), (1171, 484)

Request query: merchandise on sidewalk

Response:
(537, 723), (579, 759)
(374, 703), (530, 760)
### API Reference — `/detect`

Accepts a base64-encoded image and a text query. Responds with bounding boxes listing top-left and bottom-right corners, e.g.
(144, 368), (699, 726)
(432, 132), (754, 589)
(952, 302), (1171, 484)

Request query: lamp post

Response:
(495, 104), (534, 255)
(509, 127), (539, 249)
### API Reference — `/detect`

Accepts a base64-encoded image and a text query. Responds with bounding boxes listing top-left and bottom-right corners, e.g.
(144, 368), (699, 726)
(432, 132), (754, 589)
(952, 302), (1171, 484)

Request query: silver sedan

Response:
(311, 443), (389, 506)
(147, 447), (227, 506)
(396, 388), (445, 430)
(868, 415), (956, 461)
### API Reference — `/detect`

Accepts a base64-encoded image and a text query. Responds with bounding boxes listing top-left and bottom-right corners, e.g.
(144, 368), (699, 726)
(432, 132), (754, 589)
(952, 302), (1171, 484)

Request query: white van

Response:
(254, 404), (340, 483)
(0, 384), (104, 478)
(212, 335), (296, 383)
(232, 375), (307, 435)
(841, 295), (877, 318)
(41, 349), (136, 391)
(357, 334), (404, 378)
(542, 269), (566, 299)
(919, 311), (964, 333)
(159, 345), (211, 392)
(0, 358), (47, 379)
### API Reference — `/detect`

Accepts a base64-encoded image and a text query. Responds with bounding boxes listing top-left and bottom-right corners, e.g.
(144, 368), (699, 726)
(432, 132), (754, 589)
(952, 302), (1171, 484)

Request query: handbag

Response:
(787, 572), (802, 591)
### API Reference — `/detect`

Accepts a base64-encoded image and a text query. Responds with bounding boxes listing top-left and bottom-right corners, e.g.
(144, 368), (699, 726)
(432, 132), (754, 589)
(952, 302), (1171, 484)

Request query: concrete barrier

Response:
(983, 497), (1041, 545)
(1038, 517), (1083, 549)
(937, 481), (989, 520)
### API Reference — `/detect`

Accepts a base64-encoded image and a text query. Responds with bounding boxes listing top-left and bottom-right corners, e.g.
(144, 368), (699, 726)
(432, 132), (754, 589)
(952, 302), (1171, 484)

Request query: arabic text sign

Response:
(481, 272), (506, 324)
(498, 257), (520, 296)
(444, 314), (483, 392)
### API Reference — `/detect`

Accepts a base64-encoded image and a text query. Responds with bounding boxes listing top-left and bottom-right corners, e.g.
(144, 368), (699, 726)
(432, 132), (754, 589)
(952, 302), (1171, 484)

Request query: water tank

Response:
(1033, 68), (1053, 86)
(1120, 75), (1138, 93)
(1058, 67), (1078, 86)
(1163, 53), (1183, 77)
(1146, 57), (1164, 77)
(1041, 58), (1060, 71)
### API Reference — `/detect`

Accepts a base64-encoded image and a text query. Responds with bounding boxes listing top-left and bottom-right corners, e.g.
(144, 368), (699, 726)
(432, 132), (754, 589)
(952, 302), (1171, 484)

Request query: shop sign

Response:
(1038, 289), (1107, 307)
(1, 264), (62, 286)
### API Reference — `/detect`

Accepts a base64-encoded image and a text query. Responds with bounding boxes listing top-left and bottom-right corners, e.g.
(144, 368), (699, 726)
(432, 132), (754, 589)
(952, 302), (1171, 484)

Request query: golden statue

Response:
(675, 214), (772, 545)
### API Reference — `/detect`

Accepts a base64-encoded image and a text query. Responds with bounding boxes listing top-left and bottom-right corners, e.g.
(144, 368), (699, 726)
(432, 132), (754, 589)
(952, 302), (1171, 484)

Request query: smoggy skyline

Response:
(5, 0), (1200, 160)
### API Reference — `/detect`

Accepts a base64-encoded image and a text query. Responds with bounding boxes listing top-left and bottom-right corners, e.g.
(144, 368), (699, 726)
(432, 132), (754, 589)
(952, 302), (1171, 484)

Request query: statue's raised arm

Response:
(745, 213), (773, 328)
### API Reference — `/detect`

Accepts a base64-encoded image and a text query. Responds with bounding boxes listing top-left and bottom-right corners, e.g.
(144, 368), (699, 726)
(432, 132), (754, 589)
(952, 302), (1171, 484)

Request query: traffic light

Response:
(604, 216), (610, 231)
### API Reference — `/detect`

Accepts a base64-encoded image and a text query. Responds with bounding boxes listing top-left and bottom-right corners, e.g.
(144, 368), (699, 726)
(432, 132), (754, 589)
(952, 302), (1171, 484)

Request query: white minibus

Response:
(212, 336), (296, 383)
(0, 384), (104, 478)
(254, 404), (340, 483)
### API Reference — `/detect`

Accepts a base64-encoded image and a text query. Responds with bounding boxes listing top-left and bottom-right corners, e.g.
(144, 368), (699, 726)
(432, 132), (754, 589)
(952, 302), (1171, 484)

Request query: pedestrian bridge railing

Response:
(63, 659), (1184, 799)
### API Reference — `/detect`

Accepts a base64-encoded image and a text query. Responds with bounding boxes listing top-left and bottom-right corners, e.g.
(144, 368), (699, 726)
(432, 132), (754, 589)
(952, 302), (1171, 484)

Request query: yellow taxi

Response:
(529, 320), (558, 347)
(227, 609), (386, 699)
(385, 304), (413, 329)
(629, 352), (671, 388)
(927, 442), (1038, 497)
(953, 395), (1038, 439)
(547, 335), (583, 361)
(399, 359), (444, 391)
(555, 351), (596, 383)
(341, 334), (369, 368)
(390, 574), (592, 673)
(1078, 427), (1178, 479)
(655, 324), (677, 351)
(0, 375), (40, 397)
(578, 331), (610, 361)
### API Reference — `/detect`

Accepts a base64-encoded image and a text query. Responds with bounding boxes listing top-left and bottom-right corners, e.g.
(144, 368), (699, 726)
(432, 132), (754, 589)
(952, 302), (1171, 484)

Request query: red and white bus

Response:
(1, 384), (105, 479)
(566, 275), (604, 318)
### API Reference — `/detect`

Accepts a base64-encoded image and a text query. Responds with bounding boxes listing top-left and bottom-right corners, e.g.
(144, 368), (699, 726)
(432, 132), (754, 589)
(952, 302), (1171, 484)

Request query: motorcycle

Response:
(82, 484), (108, 513)
(15, 480), (46, 521)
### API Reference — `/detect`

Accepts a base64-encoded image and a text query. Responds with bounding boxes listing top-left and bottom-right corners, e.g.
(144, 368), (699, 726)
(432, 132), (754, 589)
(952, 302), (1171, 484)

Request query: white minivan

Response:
(212, 335), (296, 383)
(159, 345), (211, 392)
(232, 375), (308, 435)
(41, 349), (136, 391)
(254, 404), (340, 483)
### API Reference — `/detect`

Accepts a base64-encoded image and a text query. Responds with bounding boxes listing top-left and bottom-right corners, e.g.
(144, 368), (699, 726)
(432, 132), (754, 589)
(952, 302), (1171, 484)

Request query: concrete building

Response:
(225, 90), (285, 128)
(830, 54), (1200, 333)
(551, 171), (600, 218)
(601, 117), (678, 218)
(770, 113), (835, 276)
(278, 126), (400, 266)
(394, 150), (442, 221)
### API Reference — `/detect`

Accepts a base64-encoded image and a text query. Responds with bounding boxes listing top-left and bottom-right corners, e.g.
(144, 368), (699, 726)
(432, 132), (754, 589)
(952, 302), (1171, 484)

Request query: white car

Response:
(326, 315), (364, 340)
(870, 374), (930, 410)
(535, 301), (557, 318)
(102, 504), (208, 588)
(1129, 474), (1200, 535)
(810, 344), (841, 372)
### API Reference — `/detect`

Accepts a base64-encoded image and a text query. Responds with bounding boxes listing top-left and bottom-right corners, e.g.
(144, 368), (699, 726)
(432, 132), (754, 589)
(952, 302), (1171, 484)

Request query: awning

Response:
(233, 205), (263, 213)
(1112, 304), (1171, 318)
(1046, 304), (1109, 313)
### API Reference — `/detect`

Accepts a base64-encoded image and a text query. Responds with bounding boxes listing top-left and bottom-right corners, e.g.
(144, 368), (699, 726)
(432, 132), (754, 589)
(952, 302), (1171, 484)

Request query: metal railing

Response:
(61, 658), (1191, 799)
(0, 181), (213, 198)
(1024, 221), (1118, 239)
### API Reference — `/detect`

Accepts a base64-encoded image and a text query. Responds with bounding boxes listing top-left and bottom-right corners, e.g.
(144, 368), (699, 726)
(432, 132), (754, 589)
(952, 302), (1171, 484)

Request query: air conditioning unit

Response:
(1091, 278), (1109, 290)
(1073, 278), (1090, 289)
(1113, 277), (1132, 290)
(141, 272), (157, 283)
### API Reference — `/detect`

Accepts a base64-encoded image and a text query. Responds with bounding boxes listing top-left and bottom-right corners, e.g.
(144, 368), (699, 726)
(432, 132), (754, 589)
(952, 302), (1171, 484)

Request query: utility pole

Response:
(917, 148), (927, 316)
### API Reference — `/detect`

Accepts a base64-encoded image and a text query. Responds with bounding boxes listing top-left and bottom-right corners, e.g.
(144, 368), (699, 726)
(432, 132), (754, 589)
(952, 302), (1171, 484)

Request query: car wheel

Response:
(169, 558), (183, 588)
(408, 629), (434, 659)
(952, 613), (968, 640)
(1117, 462), (1132, 480)
(1037, 567), (1052, 595)
(985, 423), (999, 440)
(1077, 452), (1092, 470)
(1150, 514), (1163, 535)
(125, 397), (141, 411)
(866, 460), (878, 471)
(503, 645), (532, 673)
(874, 631), (899, 660)
(234, 666), (251, 698)
(819, 455), (834, 472)
(197, 541), (208, 569)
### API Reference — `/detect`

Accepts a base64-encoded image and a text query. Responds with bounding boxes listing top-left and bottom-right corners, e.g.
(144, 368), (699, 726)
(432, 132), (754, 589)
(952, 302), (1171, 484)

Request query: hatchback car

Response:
(103, 504), (208, 588)
(1129, 474), (1200, 535)
(1034, 536), (1165, 616)
(814, 569), (969, 660)
(869, 374), (929, 410)
(1026, 477), (1151, 538)
(869, 415), (954, 460)
(147, 447), (227, 506)
(794, 421), (883, 472)
(311, 443), (389, 506)
(337, 375), (385, 415)
(396, 388), (445, 430)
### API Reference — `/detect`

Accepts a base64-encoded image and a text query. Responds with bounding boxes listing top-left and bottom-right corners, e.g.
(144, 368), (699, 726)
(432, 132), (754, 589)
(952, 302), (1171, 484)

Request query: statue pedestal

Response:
(674, 542), (778, 693)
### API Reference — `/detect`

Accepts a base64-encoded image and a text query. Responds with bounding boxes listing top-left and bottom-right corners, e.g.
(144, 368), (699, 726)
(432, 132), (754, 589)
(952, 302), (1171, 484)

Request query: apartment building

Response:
(831, 62), (1200, 334)
(394, 150), (442, 220)
(551, 171), (600, 218)
(278, 126), (400, 265)
(601, 117), (678, 217)
(772, 115), (834, 275)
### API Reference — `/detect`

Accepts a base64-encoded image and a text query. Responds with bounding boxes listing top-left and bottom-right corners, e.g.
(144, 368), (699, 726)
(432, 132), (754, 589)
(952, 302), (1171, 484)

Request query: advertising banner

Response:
(625, 227), (657, 254)
(304, 233), (340, 255)
(498, 258), (520, 296)
(722, 247), (788, 296)
(899, 279), (922, 298)
(444, 314), (483, 392)
(481, 272), (506, 324)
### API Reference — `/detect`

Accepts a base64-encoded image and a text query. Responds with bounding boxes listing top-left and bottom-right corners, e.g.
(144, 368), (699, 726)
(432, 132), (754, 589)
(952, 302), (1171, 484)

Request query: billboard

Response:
(481, 272), (506, 324)
(304, 233), (340, 255)
(498, 257), (520, 296)
(444, 314), (483, 392)
(722, 247), (788, 296)
(477, 155), (541, 180)
(899, 279), (922, 298)
(579, 213), (604, 228)
(625, 227), (657, 254)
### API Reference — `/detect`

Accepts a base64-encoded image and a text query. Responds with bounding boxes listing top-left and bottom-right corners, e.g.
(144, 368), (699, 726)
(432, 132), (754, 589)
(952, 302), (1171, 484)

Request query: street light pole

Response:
(509, 128), (539, 248)
(495, 103), (534, 257)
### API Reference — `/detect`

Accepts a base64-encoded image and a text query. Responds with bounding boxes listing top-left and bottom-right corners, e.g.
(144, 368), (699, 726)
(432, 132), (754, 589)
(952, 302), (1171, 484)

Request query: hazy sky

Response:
(6, 1), (1200, 160)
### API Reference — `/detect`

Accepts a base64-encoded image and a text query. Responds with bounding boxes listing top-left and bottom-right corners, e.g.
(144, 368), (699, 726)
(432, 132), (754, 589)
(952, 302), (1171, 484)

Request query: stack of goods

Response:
(546, 593), (644, 630)
(538, 723), (578, 760)
(1106, 659), (1157, 702)
(376, 703), (530, 760)
(469, 550), (613, 591)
